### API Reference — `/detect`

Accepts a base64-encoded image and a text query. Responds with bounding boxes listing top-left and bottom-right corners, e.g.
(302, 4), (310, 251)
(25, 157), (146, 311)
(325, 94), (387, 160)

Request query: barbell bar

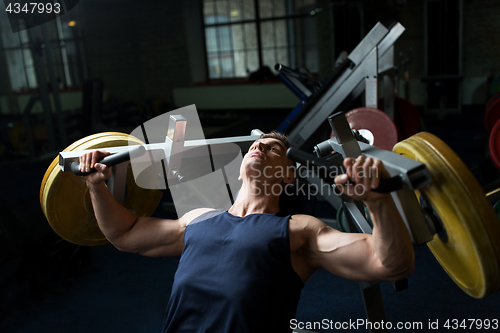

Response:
(39, 118), (500, 299)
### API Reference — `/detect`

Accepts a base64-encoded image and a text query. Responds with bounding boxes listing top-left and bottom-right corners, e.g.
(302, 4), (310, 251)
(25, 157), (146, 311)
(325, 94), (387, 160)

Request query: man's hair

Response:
(260, 131), (291, 150)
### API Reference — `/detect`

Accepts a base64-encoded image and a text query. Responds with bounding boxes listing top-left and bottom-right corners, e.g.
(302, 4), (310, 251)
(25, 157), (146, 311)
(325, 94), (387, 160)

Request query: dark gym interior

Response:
(1, 0), (500, 332)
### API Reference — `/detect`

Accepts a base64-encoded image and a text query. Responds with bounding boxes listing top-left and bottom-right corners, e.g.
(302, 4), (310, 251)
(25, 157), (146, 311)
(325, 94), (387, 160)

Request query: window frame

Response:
(201, 0), (318, 81)
(0, 14), (87, 94)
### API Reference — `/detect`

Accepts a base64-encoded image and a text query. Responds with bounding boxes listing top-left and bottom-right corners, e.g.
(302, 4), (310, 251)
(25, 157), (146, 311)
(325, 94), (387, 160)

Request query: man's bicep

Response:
(306, 227), (384, 281)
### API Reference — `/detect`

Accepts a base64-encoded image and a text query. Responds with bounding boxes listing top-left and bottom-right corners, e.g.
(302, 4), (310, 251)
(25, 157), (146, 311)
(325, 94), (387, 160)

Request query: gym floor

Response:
(1, 108), (500, 332)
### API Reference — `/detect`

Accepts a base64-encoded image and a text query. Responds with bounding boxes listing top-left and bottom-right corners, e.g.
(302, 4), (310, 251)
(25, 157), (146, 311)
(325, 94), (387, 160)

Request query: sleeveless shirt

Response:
(163, 210), (304, 333)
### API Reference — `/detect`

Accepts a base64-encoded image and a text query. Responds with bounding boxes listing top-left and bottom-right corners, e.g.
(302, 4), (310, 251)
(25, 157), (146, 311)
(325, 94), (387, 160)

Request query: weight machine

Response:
(276, 22), (405, 149)
(43, 21), (500, 333)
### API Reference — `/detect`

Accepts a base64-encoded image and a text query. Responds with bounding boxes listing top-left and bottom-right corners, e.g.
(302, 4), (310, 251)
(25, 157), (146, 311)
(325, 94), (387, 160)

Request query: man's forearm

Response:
(365, 195), (415, 277)
(88, 182), (138, 243)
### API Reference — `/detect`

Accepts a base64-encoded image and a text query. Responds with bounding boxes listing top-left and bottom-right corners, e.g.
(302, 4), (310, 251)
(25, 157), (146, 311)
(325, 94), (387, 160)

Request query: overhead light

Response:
(230, 10), (239, 17)
(68, 21), (76, 27)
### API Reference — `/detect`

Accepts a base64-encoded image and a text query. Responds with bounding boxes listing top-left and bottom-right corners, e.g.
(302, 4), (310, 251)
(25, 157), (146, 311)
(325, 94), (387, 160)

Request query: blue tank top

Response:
(163, 210), (304, 333)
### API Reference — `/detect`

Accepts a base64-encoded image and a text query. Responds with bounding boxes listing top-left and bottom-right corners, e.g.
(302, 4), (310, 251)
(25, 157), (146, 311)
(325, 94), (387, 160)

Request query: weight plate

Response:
(40, 132), (163, 246)
(379, 97), (421, 140)
(489, 120), (500, 172)
(486, 92), (500, 113)
(345, 107), (399, 151)
(393, 132), (500, 298)
(485, 98), (500, 133)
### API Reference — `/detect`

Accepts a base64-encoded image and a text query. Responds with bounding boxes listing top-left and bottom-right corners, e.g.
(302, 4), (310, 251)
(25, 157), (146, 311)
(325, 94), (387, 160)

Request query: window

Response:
(0, 9), (86, 93)
(203, 0), (318, 80)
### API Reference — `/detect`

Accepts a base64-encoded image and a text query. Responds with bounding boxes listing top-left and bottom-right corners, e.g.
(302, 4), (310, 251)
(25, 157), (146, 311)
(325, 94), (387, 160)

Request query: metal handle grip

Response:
(70, 145), (145, 176)
(287, 147), (402, 194)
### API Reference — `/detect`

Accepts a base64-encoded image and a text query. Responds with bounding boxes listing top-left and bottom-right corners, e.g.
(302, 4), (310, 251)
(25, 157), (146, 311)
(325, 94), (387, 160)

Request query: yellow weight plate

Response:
(393, 132), (500, 298)
(40, 132), (163, 246)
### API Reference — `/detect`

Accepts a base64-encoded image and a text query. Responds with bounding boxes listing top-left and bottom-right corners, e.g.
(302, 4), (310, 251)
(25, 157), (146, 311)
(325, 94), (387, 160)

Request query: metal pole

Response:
(285, 0), (296, 68)
(423, 0), (428, 114)
(28, 25), (57, 151)
(41, 23), (67, 146)
(458, 0), (463, 113)
(359, 282), (389, 333)
(254, 0), (263, 68)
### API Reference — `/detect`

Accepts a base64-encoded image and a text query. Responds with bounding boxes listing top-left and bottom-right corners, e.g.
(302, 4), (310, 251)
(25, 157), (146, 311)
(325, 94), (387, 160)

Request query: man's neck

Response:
(228, 183), (281, 217)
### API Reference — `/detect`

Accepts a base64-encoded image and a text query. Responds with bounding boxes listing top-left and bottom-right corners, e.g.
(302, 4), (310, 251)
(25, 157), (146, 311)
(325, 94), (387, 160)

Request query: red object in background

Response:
(485, 97), (500, 134)
(489, 119), (500, 171)
(486, 92), (500, 114)
(344, 107), (399, 151)
(378, 97), (420, 140)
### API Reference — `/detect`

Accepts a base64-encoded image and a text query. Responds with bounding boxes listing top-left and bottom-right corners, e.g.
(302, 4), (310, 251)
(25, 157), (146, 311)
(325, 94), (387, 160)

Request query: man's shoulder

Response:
(288, 213), (329, 237)
(179, 208), (222, 227)
(289, 213), (322, 224)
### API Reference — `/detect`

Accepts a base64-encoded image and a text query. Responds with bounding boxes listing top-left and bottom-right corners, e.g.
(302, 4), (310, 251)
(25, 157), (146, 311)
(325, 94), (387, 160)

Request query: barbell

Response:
(39, 128), (500, 299)
(39, 132), (163, 246)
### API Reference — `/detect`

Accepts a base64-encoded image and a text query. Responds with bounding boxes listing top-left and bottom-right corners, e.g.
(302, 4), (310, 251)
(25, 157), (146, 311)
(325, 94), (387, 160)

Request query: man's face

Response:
(240, 138), (294, 185)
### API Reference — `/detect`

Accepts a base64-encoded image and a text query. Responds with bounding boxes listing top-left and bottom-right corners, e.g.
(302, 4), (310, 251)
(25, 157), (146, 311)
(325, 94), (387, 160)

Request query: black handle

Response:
(287, 147), (339, 180)
(287, 147), (402, 194)
(70, 145), (146, 176)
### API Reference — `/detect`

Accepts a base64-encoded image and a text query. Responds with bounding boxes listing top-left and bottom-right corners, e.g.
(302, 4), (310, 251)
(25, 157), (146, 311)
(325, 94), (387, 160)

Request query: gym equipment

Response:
(292, 112), (433, 242)
(486, 92), (500, 114)
(287, 111), (429, 332)
(44, 110), (500, 333)
(485, 97), (500, 134)
(273, 18), (499, 300)
(394, 132), (500, 299)
(395, 48), (413, 101)
(378, 97), (421, 140)
(288, 111), (500, 299)
(276, 22), (406, 149)
(336, 204), (373, 233)
(40, 132), (163, 246)
(489, 119), (500, 172)
(26, 26), (68, 151)
(82, 79), (104, 136)
(344, 107), (398, 151)
(330, 100), (420, 148)
(42, 114), (264, 246)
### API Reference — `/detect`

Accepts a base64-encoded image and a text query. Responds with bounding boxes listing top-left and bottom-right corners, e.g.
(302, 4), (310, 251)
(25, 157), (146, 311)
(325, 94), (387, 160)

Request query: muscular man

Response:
(79, 131), (414, 333)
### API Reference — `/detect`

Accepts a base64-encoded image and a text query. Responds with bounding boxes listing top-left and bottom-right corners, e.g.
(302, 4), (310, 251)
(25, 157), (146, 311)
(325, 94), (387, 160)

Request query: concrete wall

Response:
(78, 0), (193, 106)
(364, 0), (500, 106)
(462, 0), (500, 104)
(173, 83), (299, 110)
(0, 91), (83, 115)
